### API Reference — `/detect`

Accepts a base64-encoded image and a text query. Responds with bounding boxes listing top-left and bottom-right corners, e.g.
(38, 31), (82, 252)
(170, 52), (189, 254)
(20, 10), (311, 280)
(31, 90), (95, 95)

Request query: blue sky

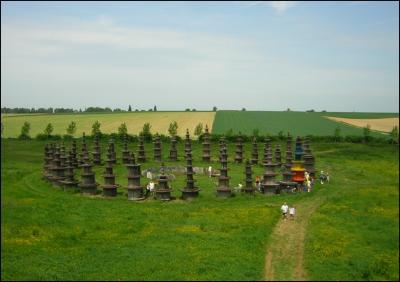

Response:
(1, 1), (398, 112)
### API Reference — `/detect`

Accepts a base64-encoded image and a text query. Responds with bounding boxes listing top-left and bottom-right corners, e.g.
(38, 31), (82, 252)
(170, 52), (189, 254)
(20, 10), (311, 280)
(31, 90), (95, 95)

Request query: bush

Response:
(36, 133), (62, 141)
(140, 122), (152, 142)
(168, 121), (178, 137)
(66, 121), (77, 136)
(18, 121), (31, 140)
(91, 120), (101, 136)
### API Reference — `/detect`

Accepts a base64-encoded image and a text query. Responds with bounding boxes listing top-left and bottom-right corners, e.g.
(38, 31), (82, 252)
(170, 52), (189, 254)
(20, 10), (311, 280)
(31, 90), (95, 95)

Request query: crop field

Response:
(211, 111), (398, 136)
(0, 112), (216, 138)
(1, 138), (398, 280)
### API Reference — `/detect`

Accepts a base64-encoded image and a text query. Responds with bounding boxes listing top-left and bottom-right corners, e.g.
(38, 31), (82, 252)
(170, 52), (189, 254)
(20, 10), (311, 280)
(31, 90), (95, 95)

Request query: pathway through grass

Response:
(263, 194), (326, 281)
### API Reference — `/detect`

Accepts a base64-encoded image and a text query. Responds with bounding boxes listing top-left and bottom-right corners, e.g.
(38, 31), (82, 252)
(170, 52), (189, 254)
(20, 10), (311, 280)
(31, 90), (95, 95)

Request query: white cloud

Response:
(268, 1), (297, 12)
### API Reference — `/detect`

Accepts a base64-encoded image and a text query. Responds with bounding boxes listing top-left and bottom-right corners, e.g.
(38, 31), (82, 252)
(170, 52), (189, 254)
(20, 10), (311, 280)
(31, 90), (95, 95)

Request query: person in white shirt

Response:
(289, 206), (296, 220)
(146, 181), (155, 196)
(208, 166), (212, 178)
(146, 171), (152, 180)
(281, 202), (289, 220)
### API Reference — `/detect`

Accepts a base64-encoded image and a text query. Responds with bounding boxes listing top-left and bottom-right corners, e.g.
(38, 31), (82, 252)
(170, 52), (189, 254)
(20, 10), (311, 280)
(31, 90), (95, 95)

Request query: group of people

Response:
(281, 202), (295, 220)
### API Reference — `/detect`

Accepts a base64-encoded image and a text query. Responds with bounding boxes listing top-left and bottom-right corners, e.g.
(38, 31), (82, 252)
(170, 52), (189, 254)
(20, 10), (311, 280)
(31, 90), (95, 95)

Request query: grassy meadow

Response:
(1, 138), (398, 280)
(211, 111), (398, 136)
(0, 112), (216, 138)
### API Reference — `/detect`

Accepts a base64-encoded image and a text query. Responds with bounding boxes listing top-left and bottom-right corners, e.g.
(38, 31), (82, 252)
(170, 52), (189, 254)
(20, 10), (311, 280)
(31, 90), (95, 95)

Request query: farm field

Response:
(324, 117), (399, 133)
(0, 112), (216, 138)
(211, 111), (398, 136)
(1, 138), (398, 280)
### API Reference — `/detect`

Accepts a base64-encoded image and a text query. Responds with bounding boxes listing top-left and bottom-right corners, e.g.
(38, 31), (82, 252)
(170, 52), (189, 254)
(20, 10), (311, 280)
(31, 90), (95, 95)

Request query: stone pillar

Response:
(261, 159), (279, 195)
(181, 151), (200, 199)
(274, 145), (282, 167)
(43, 144), (53, 181)
(137, 136), (146, 163)
(291, 136), (305, 189)
(60, 151), (79, 189)
(92, 134), (102, 165)
(184, 129), (192, 158)
(234, 134), (243, 163)
(121, 134), (130, 164)
(107, 138), (117, 164)
(153, 134), (162, 162)
(169, 135), (178, 161)
(101, 156), (119, 197)
(244, 160), (255, 194)
(216, 147), (232, 198)
(155, 163), (172, 200)
(78, 156), (98, 195)
(202, 125), (211, 162)
(126, 153), (145, 200)
(71, 140), (79, 168)
(251, 137), (258, 165)
(302, 138), (316, 179)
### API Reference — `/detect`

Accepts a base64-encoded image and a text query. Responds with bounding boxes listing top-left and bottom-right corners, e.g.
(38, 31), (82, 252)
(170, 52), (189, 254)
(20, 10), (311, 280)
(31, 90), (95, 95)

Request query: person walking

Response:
(289, 206), (296, 220)
(208, 166), (212, 178)
(281, 202), (289, 220)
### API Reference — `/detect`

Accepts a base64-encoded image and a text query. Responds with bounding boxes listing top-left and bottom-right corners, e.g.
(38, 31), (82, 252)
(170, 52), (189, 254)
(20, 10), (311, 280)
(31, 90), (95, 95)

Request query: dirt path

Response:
(263, 197), (325, 281)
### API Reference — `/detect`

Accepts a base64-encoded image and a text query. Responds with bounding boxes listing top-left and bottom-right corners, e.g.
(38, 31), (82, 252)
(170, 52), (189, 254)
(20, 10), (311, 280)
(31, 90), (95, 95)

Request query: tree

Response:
(242, 108), (246, 111)
(390, 126), (399, 144)
(334, 127), (341, 142)
(286, 108), (291, 112)
(168, 121), (178, 137)
(128, 105), (132, 112)
(66, 121), (77, 136)
(91, 120), (101, 136)
(252, 128), (259, 137)
(19, 121), (31, 139)
(192, 108), (196, 111)
(44, 123), (53, 137)
(212, 106), (217, 111)
(363, 124), (371, 143)
(141, 122), (152, 141)
(118, 122), (128, 136)
(153, 105), (157, 111)
(185, 108), (190, 112)
(194, 123), (203, 137)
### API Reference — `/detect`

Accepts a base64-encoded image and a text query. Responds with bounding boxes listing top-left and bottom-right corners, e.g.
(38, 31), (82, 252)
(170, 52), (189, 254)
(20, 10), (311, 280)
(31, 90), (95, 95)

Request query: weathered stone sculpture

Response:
(234, 134), (243, 163)
(51, 145), (67, 187)
(251, 137), (258, 165)
(60, 151), (79, 189)
(101, 155), (119, 197)
(184, 129), (192, 158)
(169, 135), (178, 161)
(126, 153), (145, 200)
(244, 160), (255, 194)
(155, 163), (172, 200)
(181, 151), (200, 199)
(71, 140), (79, 168)
(216, 147), (232, 198)
(137, 135), (146, 163)
(92, 134), (102, 165)
(43, 144), (53, 180)
(302, 138), (316, 179)
(153, 134), (162, 162)
(79, 132), (89, 165)
(261, 159), (279, 195)
(202, 125), (211, 162)
(107, 138), (117, 164)
(274, 145), (282, 167)
(291, 136), (305, 187)
(78, 155), (98, 195)
(121, 134), (130, 164)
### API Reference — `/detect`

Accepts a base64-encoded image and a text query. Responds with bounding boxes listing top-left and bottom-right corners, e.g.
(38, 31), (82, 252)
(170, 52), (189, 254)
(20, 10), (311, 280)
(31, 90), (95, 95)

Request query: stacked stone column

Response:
(155, 163), (172, 201)
(71, 140), (79, 168)
(92, 134), (102, 165)
(107, 139), (117, 164)
(302, 137), (316, 179)
(261, 158), (279, 195)
(251, 137), (258, 165)
(78, 152), (98, 195)
(202, 125), (211, 162)
(181, 150), (200, 199)
(121, 134), (130, 164)
(244, 160), (255, 194)
(169, 135), (178, 161)
(153, 134), (162, 162)
(234, 134), (243, 163)
(60, 151), (79, 189)
(43, 144), (53, 180)
(216, 146), (232, 197)
(125, 153), (145, 200)
(291, 136), (305, 189)
(137, 136), (146, 163)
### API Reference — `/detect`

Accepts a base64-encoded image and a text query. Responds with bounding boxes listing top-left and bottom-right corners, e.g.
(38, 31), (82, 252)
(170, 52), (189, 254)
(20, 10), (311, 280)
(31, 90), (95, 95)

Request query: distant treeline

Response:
(1, 107), (128, 114)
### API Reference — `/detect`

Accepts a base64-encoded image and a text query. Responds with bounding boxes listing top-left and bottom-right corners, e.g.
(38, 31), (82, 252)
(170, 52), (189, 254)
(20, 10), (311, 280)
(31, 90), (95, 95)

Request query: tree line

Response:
(1, 120), (398, 145)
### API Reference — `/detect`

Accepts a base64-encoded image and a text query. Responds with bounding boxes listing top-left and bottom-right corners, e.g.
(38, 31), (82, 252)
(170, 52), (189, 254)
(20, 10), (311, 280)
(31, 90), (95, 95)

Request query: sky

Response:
(1, 1), (399, 112)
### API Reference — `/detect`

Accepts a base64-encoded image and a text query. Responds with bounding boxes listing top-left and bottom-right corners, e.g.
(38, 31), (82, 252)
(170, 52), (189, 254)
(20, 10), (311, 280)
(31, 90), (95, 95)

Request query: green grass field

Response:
(211, 111), (398, 137)
(0, 112), (216, 138)
(1, 139), (398, 280)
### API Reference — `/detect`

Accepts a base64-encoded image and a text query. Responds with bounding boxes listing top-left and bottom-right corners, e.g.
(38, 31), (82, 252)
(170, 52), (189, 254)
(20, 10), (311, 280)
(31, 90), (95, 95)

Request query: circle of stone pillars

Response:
(169, 135), (178, 161)
(261, 157), (279, 195)
(234, 133), (243, 163)
(78, 153), (98, 195)
(154, 163), (172, 201)
(137, 135), (146, 163)
(251, 137), (258, 165)
(125, 153), (145, 200)
(291, 136), (306, 190)
(60, 151), (79, 189)
(153, 134), (162, 162)
(202, 124), (211, 162)
(121, 134), (130, 164)
(101, 154), (119, 197)
(244, 160), (256, 194)
(216, 145), (232, 198)
(181, 148), (200, 199)
(92, 134), (102, 165)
